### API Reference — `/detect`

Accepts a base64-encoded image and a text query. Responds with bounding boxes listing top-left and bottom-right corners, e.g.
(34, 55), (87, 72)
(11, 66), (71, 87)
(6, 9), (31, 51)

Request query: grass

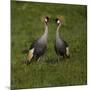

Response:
(11, 1), (87, 89)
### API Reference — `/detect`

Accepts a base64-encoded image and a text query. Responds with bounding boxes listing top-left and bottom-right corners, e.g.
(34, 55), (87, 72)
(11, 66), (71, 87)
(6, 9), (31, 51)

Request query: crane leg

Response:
(37, 57), (40, 62)
(57, 56), (60, 62)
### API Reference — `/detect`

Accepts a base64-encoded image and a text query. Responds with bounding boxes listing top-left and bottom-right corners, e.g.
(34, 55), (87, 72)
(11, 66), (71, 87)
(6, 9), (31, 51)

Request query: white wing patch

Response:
(27, 48), (34, 61)
(66, 47), (70, 56)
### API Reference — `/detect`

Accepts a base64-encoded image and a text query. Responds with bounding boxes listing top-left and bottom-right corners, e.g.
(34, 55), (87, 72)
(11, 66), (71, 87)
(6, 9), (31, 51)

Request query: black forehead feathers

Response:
(55, 18), (59, 22)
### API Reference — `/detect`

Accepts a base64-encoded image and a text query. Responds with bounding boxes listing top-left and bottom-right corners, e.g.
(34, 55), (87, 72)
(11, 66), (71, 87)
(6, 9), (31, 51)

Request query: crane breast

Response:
(55, 39), (66, 54)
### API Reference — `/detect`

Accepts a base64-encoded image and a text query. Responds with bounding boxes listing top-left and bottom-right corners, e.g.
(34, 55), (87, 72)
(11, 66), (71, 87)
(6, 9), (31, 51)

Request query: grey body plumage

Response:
(27, 17), (49, 63)
(54, 18), (70, 58)
(29, 36), (47, 60)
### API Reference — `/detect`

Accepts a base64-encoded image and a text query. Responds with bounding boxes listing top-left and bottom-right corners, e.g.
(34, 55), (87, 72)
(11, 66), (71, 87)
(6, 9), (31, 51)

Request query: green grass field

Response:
(11, 1), (87, 89)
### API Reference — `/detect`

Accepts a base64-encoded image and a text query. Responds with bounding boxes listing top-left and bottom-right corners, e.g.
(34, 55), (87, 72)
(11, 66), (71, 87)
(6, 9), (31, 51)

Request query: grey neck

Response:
(43, 23), (48, 38)
(56, 24), (61, 39)
(39, 23), (48, 43)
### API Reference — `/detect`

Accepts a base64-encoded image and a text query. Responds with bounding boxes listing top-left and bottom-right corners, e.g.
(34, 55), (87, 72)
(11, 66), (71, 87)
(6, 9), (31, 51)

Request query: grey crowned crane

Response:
(26, 16), (49, 64)
(54, 18), (70, 61)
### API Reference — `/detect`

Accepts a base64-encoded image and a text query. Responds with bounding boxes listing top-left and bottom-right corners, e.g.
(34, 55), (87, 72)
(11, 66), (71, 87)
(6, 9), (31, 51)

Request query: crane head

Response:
(44, 16), (49, 24)
(55, 18), (61, 25)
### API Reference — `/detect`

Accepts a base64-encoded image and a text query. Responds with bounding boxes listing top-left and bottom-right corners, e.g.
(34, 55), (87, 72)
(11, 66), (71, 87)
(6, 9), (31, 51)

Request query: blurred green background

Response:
(11, 1), (87, 89)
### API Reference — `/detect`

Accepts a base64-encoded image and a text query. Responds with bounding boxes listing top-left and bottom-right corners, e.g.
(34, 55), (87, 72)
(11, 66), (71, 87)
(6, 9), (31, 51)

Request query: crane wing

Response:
(29, 37), (40, 49)
(27, 48), (34, 61)
(64, 41), (70, 57)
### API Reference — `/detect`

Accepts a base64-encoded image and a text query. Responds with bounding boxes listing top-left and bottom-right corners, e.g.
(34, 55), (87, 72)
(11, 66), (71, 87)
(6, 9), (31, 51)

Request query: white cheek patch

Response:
(57, 20), (60, 24)
(45, 18), (47, 22)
